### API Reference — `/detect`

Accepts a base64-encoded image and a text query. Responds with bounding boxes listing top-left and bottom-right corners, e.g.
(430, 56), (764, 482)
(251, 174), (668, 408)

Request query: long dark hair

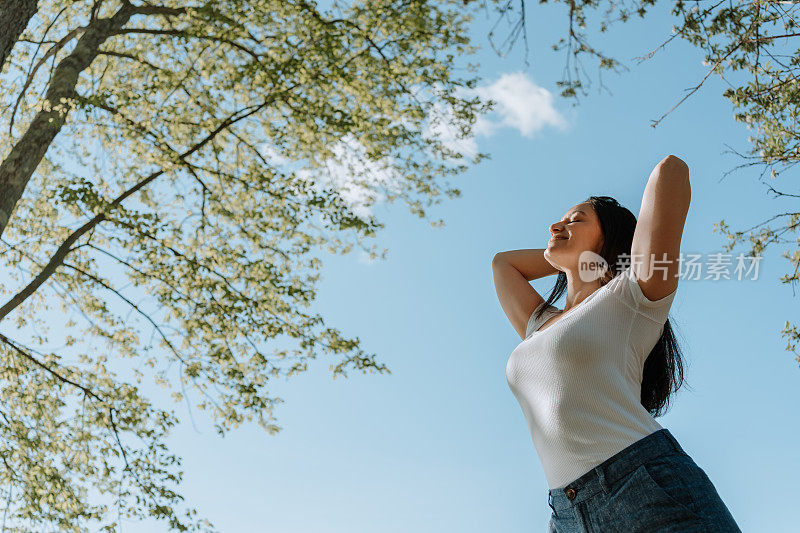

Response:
(533, 195), (687, 417)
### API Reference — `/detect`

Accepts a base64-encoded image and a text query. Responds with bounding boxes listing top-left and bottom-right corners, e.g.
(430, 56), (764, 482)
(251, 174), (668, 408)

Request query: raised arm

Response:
(492, 249), (559, 340)
(630, 155), (691, 301)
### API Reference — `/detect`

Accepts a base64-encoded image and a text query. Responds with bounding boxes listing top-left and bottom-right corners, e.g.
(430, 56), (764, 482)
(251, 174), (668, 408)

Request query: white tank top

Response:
(505, 266), (677, 489)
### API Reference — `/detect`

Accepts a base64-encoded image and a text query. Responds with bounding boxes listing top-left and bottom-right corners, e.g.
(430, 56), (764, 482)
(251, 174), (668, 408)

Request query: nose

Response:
(550, 223), (565, 237)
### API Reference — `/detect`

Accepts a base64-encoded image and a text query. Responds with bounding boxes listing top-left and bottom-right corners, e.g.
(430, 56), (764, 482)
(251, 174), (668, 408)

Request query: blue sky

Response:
(114, 3), (800, 532)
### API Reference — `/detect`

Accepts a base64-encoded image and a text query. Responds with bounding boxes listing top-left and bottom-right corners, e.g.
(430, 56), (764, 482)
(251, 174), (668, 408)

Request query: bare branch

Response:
(650, 41), (745, 128)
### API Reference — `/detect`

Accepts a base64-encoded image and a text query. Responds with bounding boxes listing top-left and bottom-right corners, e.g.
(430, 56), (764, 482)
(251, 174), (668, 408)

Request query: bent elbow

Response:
(492, 252), (506, 268)
(660, 155), (690, 182)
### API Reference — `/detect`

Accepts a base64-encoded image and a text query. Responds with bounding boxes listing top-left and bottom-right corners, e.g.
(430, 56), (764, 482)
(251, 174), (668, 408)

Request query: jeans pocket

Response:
(640, 456), (703, 521)
(599, 461), (707, 532)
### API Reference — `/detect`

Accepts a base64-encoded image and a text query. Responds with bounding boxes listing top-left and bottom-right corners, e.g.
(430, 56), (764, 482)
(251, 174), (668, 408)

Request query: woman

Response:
(492, 156), (741, 532)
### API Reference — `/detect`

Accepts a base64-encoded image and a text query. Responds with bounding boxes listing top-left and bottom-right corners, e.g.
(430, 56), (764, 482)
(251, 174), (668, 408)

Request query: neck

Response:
(562, 269), (605, 312)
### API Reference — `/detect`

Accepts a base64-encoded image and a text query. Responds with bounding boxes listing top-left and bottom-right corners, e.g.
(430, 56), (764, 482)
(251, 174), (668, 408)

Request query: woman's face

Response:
(543, 202), (605, 272)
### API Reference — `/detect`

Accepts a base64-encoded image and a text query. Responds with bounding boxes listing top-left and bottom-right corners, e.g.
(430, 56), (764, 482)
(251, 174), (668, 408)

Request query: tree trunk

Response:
(0, 0), (38, 73)
(0, 4), (134, 238)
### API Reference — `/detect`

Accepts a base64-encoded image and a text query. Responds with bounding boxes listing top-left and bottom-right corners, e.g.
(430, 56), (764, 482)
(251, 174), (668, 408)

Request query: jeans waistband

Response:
(547, 428), (685, 516)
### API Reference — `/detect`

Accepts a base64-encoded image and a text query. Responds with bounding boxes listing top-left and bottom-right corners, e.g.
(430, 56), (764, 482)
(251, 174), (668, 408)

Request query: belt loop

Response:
(548, 491), (558, 517)
(662, 428), (681, 454)
(596, 464), (611, 495)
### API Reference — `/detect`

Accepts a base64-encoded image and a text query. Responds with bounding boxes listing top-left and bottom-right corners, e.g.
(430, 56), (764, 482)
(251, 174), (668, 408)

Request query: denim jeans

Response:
(547, 429), (741, 532)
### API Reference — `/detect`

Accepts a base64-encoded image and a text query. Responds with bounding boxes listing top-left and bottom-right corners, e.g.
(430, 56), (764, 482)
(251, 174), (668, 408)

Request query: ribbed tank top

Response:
(505, 266), (677, 489)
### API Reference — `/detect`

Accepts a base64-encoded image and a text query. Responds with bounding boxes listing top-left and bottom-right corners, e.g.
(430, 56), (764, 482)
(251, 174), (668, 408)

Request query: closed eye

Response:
(557, 214), (582, 226)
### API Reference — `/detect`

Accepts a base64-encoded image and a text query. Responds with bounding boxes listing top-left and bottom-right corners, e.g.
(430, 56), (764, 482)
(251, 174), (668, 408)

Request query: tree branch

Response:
(109, 28), (262, 60)
(0, 333), (137, 478)
(8, 25), (89, 134)
(0, 100), (269, 322)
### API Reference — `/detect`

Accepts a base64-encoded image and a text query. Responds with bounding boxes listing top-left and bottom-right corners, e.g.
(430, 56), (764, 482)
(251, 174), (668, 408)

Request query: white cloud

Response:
(423, 103), (479, 160)
(258, 143), (291, 166)
(473, 71), (568, 137)
(421, 72), (569, 160)
(357, 250), (376, 266)
(300, 134), (401, 219)
(264, 73), (566, 220)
